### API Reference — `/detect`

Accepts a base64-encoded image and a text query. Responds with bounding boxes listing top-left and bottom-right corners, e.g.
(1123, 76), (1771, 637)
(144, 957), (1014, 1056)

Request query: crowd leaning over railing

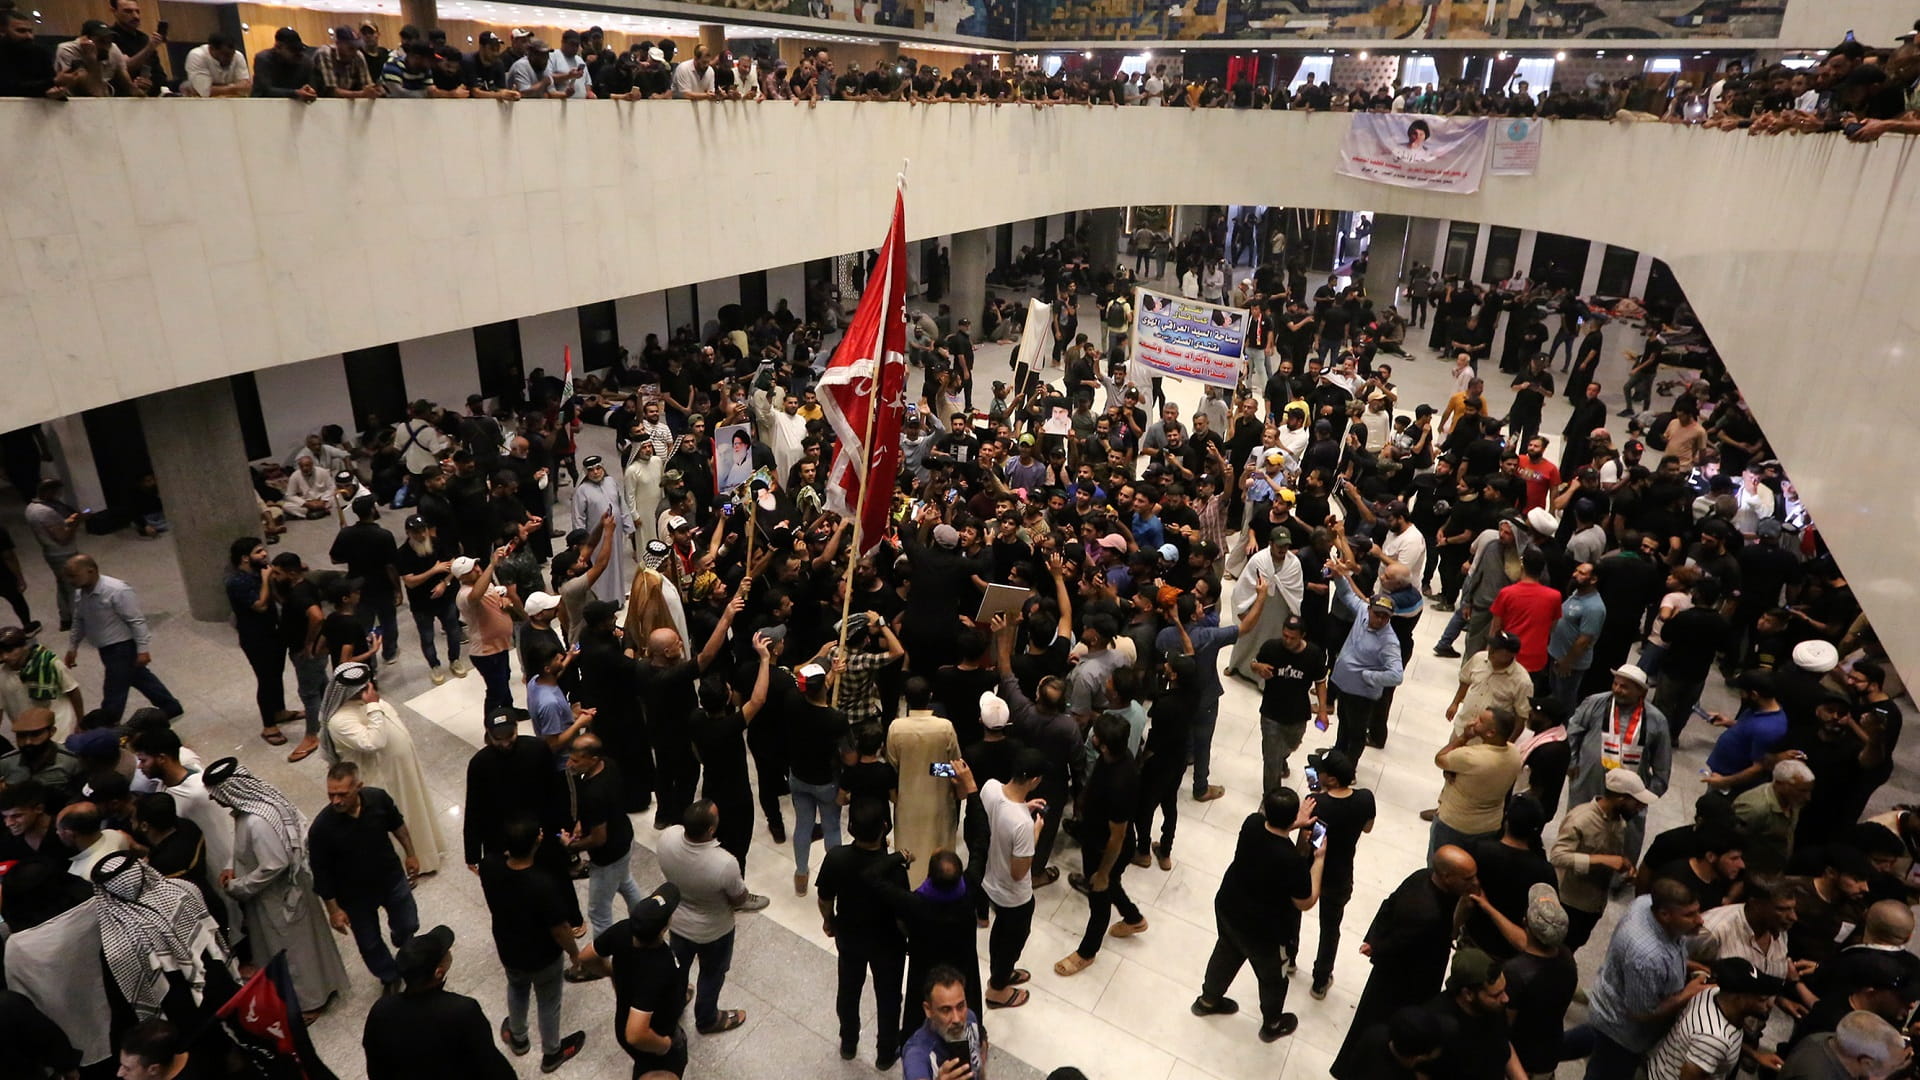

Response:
(2, 0), (1916, 141)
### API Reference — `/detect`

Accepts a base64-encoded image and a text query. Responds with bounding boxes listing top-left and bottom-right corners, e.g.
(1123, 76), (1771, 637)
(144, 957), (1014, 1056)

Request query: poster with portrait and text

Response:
(1336, 114), (1490, 194)
(1491, 117), (1544, 176)
(1128, 288), (1248, 389)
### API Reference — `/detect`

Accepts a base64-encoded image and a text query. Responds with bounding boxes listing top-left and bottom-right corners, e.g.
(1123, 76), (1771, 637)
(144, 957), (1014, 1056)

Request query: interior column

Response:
(137, 379), (265, 622)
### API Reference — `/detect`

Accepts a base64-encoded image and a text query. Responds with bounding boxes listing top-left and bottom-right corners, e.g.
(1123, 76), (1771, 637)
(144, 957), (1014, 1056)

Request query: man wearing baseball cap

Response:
(576, 884), (691, 1076)
(1551, 766), (1657, 950)
(363, 925), (519, 1074)
(1498, 883), (1578, 1078)
(1422, 948), (1517, 1078)
(392, 513), (464, 683)
(1565, 662), (1670, 861)
(1323, 559), (1403, 761)
(1643, 958), (1785, 1080)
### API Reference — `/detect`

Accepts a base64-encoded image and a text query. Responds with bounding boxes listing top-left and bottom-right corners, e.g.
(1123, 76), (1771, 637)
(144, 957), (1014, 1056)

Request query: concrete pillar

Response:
(137, 379), (262, 622)
(1578, 240), (1606, 297)
(399, 0), (437, 32)
(1467, 221), (1493, 282)
(1364, 213), (1409, 307)
(698, 25), (726, 57)
(1628, 252), (1654, 299)
(1404, 217), (1442, 278)
(947, 227), (992, 332)
(1085, 207), (1123, 274)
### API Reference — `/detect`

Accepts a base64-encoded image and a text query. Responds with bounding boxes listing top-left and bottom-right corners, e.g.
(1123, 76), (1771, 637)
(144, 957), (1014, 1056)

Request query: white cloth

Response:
(981, 779), (1037, 908)
(165, 770), (240, 931)
(283, 466), (337, 510)
(572, 476), (634, 604)
(68, 829), (132, 880)
(4, 901), (114, 1065)
(671, 60), (715, 97)
(183, 43), (248, 97)
(394, 419), (449, 475)
(624, 454), (665, 549)
(0, 660), (80, 734)
(1227, 549), (1304, 680)
(753, 388), (809, 484)
(227, 812), (350, 1010)
(324, 699), (447, 874)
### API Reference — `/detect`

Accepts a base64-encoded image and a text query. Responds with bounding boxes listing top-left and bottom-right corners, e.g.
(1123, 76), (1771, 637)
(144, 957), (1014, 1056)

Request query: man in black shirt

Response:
(816, 798), (910, 1068)
(1423, 948), (1520, 1079)
(564, 734), (641, 938)
(1191, 790), (1322, 1041)
(392, 514), (463, 680)
(362, 925), (516, 1080)
(106, 0), (162, 95)
(329, 496), (400, 664)
(1056, 713), (1147, 976)
(478, 814), (586, 1069)
(1, 9), (65, 99)
(270, 552), (328, 758)
(1250, 616), (1328, 793)
(310, 762), (421, 993)
(577, 884), (690, 1078)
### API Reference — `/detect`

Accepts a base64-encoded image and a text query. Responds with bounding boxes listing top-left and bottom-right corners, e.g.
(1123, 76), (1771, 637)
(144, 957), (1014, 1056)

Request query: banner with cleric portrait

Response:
(1336, 114), (1490, 194)
(1128, 288), (1249, 389)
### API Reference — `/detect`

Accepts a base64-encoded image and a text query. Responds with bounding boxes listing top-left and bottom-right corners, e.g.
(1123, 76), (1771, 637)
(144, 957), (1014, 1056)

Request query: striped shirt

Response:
(1644, 987), (1744, 1080)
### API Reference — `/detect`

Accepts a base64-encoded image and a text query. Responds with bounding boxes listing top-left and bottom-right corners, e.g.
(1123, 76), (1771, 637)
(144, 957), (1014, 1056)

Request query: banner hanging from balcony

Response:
(1128, 288), (1249, 389)
(1490, 118), (1543, 176)
(1336, 114), (1489, 194)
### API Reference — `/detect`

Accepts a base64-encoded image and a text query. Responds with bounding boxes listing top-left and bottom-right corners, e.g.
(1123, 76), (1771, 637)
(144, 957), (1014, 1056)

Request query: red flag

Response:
(215, 952), (339, 1080)
(818, 188), (909, 555)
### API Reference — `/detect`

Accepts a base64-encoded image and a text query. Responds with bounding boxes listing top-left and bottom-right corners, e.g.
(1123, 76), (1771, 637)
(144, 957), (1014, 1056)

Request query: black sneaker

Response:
(541, 1031), (586, 1073)
(1431, 644), (1461, 658)
(1258, 1014), (1299, 1042)
(839, 1045), (857, 1061)
(875, 1048), (899, 1071)
(1190, 995), (1240, 1017)
(1310, 977), (1331, 1000)
(500, 1019), (530, 1056)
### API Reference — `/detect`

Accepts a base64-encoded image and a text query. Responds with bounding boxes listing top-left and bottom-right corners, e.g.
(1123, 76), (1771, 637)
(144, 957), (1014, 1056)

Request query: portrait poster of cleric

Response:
(1128, 288), (1249, 389)
(1337, 113), (1491, 194)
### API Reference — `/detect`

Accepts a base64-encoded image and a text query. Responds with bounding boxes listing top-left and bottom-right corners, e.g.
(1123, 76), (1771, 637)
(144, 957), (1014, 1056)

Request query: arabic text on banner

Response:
(1490, 117), (1543, 176)
(1128, 287), (1249, 389)
(1335, 114), (1490, 194)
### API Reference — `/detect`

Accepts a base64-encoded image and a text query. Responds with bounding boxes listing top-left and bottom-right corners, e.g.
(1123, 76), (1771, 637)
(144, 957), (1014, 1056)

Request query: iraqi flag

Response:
(213, 952), (339, 1080)
(818, 187), (910, 555)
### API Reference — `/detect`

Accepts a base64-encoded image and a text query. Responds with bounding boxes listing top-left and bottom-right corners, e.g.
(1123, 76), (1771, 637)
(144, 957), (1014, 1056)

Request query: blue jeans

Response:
(505, 954), (566, 1055)
(789, 773), (843, 876)
(1636, 642), (1667, 680)
(471, 650), (512, 711)
(1567, 1024), (1642, 1080)
(1428, 818), (1498, 861)
(1189, 694), (1221, 795)
(365, 593), (400, 661)
(1549, 667), (1588, 714)
(342, 870), (419, 984)
(96, 639), (182, 723)
(411, 593), (461, 668)
(586, 847), (643, 937)
(670, 930), (736, 1030)
(290, 651), (329, 736)
(1433, 606), (1468, 649)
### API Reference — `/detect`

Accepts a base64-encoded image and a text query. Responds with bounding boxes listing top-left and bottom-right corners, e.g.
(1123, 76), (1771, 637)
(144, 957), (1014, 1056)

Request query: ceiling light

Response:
(1358, 50), (1368, 59)
(1554, 50), (1566, 60)
(1626, 54), (1635, 61)
(1596, 50), (1605, 56)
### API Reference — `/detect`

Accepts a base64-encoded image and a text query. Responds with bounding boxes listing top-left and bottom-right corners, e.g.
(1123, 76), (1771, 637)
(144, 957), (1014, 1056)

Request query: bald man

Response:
(637, 596), (742, 831)
(1807, 900), (1920, 1001)
(63, 554), (181, 721)
(1331, 845), (1481, 1078)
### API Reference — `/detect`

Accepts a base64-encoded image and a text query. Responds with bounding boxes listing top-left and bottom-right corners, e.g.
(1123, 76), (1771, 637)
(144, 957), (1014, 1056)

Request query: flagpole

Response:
(832, 167), (906, 708)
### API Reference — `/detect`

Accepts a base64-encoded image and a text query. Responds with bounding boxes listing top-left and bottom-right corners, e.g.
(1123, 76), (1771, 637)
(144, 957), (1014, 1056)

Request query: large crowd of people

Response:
(2, 2), (1917, 141)
(0, 203), (1915, 1080)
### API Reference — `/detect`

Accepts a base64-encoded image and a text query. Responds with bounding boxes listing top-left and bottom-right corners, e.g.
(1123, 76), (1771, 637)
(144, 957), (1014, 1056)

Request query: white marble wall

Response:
(254, 354), (351, 461)
(400, 330), (481, 413)
(2, 103), (1917, 677)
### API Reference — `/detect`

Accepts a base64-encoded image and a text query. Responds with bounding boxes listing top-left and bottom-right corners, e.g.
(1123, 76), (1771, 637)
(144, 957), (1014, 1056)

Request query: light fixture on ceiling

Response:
(1626, 53), (1634, 61)
(1082, 50), (1091, 58)
(1358, 50), (1368, 59)
(240, 20), (249, 29)
(1596, 50), (1605, 56)
(1554, 50), (1566, 60)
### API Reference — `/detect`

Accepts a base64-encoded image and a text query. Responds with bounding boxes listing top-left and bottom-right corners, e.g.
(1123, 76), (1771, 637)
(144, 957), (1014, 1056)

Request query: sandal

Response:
(697, 1009), (746, 1034)
(1053, 952), (1095, 977)
(258, 728), (288, 746)
(986, 989), (1030, 1009)
(286, 736), (320, 763)
(1032, 867), (1060, 888)
(1007, 969), (1031, 987)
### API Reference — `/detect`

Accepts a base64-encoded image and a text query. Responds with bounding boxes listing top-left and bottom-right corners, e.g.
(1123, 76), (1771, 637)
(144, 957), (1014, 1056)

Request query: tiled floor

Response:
(11, 266), (1914, 1080)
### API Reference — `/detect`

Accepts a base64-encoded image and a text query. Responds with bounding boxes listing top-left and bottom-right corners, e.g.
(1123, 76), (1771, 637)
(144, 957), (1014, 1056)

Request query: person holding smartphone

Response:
(1301, 749), (1375, 1000)
(1190, 787), (1325, 1043)
(901, 965), (987, 1080)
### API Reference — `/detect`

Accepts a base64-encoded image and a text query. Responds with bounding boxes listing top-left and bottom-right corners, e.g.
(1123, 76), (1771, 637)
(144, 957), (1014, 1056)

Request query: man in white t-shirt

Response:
(182, 34), (250, 97)
(671, 44), (717, 99)
(545, 29), (592, 99)
(981, 750), (1049, 1008)
(655, 800), (770, 1034)
(1142, 64), (1166, 106)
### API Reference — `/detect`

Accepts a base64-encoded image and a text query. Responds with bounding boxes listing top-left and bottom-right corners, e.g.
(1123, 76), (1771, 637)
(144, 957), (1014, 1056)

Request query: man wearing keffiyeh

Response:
(0, 625), (85, 733)
(91, 850), (241, 1025)
(204, 757), (350, 1017)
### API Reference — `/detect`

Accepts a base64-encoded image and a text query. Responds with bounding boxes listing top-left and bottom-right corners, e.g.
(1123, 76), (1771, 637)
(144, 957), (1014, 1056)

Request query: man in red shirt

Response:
(1516, 436), (1560, 511)
(1486, 547), (1561, 673)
